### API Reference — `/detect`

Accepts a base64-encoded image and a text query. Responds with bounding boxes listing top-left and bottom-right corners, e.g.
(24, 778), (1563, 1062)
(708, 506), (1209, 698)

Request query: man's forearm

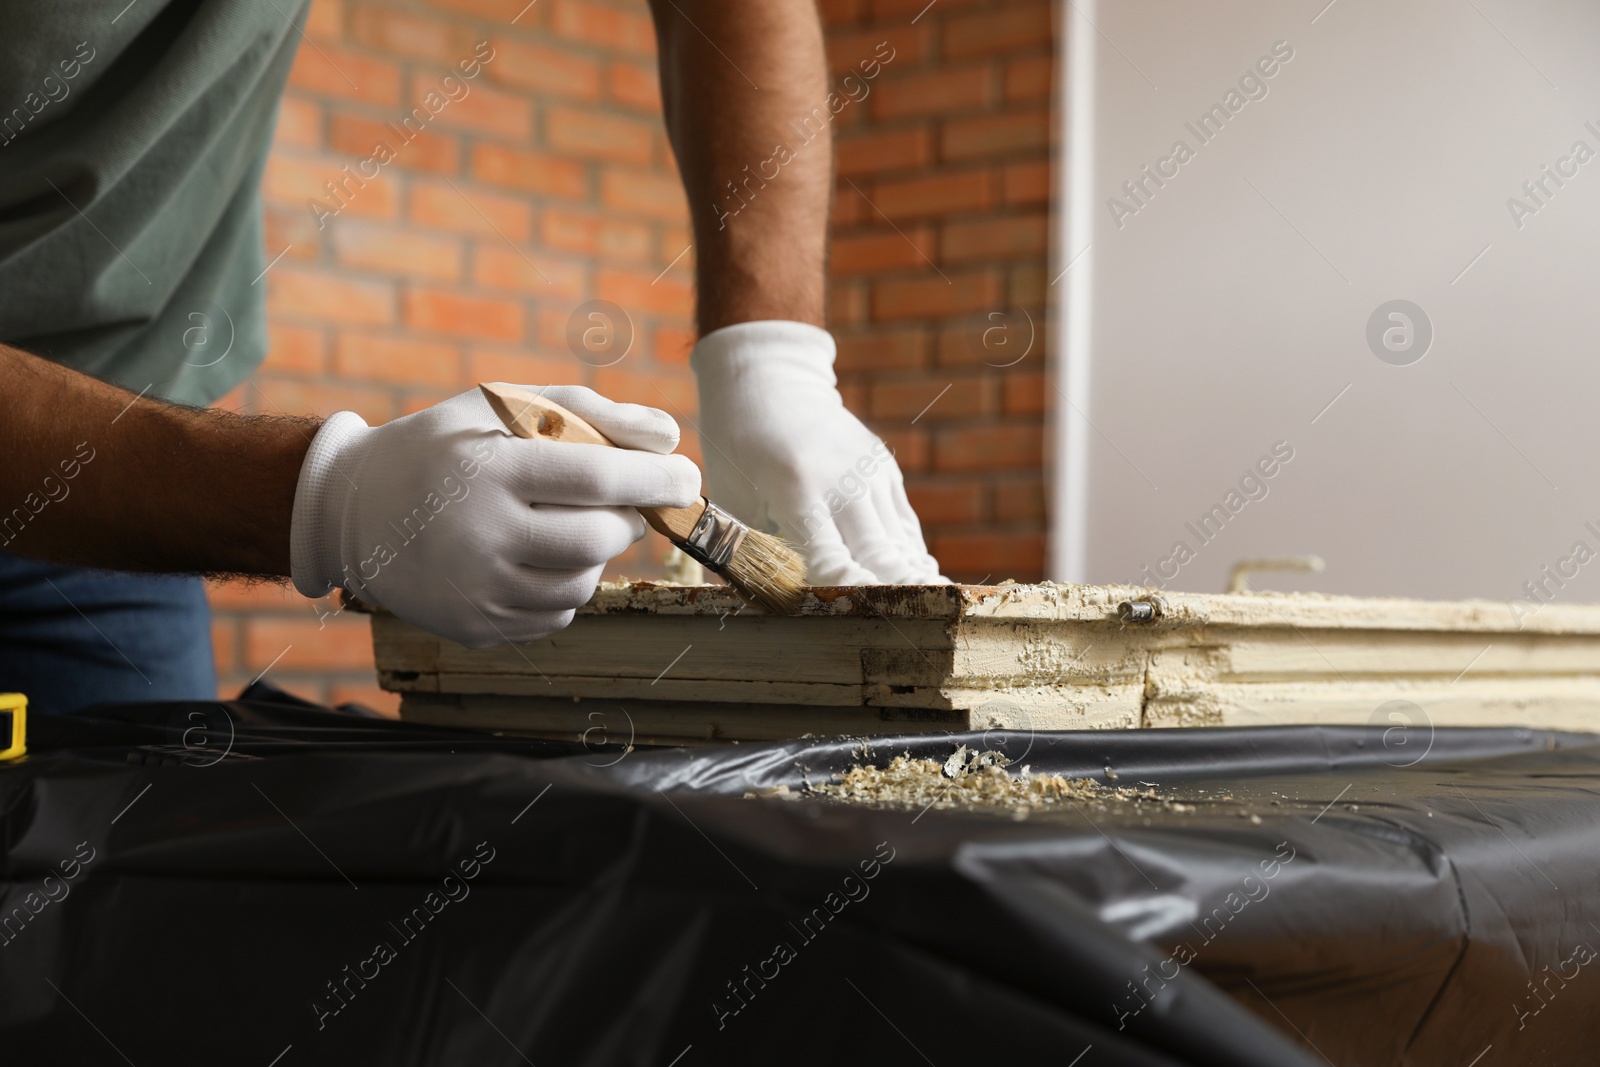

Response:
(649, 0), (831, 335)
(0, 345), (313, 576)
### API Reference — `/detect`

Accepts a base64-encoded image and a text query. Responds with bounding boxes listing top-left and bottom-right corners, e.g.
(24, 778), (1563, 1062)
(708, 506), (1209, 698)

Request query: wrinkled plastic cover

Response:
(1, 694), (1597, 1066)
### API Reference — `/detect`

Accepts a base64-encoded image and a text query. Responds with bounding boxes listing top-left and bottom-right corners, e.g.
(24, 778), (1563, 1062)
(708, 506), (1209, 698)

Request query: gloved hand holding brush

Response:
(289, 385), (700, 649)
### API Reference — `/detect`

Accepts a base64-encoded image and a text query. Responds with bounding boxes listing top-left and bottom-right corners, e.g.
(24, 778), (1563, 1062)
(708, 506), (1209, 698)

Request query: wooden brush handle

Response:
(479, 382), (705, 543)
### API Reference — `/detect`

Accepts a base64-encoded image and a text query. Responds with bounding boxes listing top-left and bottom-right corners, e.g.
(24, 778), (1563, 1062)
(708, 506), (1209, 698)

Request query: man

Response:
(0, 1), (943, 713)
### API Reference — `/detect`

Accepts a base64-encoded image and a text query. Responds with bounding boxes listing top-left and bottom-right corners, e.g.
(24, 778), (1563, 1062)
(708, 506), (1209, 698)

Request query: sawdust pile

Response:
(776, 745), (1192, 819)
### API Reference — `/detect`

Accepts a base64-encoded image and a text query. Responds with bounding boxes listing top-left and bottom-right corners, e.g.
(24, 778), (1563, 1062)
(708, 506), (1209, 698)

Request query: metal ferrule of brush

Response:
(681, 499), (747, 572)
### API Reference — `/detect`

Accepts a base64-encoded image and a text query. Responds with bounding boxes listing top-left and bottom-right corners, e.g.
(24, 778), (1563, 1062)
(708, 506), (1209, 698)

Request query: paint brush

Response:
(479, 382), (806, 614)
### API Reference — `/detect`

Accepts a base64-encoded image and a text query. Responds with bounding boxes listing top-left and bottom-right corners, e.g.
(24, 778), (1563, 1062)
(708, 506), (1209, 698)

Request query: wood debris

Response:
(784, 745), (1192, 818)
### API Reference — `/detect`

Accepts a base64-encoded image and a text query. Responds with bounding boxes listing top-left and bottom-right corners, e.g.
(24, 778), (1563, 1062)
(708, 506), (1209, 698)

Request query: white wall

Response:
(1053, 0), (1600, 610)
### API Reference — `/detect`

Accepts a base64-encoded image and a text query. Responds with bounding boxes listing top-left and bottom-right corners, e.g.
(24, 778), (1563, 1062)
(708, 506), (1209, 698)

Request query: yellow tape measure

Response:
(0, 694), (26, 761)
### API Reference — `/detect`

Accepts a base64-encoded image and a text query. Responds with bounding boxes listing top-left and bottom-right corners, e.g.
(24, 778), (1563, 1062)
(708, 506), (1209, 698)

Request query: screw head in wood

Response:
(1117, 598), (1161, 624)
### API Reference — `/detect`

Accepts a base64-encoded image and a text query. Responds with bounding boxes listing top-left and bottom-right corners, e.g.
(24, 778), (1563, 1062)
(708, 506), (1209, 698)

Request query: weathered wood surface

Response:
(373, 581), (1600, 742)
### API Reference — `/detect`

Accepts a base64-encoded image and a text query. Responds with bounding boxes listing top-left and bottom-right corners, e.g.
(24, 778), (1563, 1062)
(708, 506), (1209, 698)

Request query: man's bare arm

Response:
(648, 0), (831, 335)
(643, 3), (946, 584)
(0, 345), (312, 576)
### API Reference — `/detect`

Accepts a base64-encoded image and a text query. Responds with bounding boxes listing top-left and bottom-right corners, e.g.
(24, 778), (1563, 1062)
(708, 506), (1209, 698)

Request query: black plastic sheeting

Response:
(2, 695), (1599, 1066)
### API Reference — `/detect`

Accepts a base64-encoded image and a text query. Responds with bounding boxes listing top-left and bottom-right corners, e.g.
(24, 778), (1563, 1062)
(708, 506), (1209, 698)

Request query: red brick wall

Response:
(209, 0), (1055, 712)
(823, 0), (1053, 585)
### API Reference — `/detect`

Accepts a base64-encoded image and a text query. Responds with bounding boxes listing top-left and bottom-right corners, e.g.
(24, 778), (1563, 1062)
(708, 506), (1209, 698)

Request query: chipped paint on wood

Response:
(372, 580), (1600, 742)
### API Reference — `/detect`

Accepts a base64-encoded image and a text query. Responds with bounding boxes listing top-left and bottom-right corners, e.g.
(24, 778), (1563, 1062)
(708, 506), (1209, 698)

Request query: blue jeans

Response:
(0, 552), (216, 714)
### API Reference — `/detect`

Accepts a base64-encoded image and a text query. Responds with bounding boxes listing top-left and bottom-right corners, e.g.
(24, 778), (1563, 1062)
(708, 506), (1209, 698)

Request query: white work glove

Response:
(691, 320), (947, 585)
(290, 385), (699, 648)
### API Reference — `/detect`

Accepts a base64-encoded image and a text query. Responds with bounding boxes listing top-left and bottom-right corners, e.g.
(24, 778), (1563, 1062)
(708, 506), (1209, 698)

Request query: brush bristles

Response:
(720, 528), (807, 613)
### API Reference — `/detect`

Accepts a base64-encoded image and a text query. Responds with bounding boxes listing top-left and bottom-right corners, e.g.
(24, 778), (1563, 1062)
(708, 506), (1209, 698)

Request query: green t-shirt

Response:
(0, 0), (306, 405)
